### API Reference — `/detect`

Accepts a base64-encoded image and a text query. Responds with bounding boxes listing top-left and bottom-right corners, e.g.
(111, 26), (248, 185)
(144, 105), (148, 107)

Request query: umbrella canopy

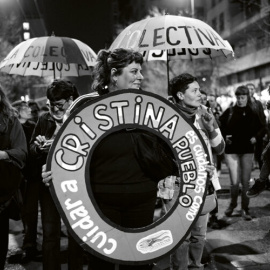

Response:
(110, 15), (234, 60)
(142, 47), (233, 61)
(110, 15), (234, 94)
(0, 62), (93, 78)
(0, 35), (97, 78)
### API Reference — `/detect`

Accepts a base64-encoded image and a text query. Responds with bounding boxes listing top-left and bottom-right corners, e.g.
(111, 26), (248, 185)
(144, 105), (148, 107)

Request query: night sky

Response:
(22, 0), (116, 53)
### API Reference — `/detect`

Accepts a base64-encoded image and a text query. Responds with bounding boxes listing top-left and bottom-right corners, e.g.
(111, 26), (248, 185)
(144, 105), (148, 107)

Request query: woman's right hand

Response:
(157, 176), (176, 200)
(34, 135), (51, 153)
(225, 135), (232, 145)
(42, 164), (53, 187)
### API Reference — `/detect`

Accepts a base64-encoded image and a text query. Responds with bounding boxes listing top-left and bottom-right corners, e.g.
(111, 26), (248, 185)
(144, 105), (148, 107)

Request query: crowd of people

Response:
(0, 48), (270, 270)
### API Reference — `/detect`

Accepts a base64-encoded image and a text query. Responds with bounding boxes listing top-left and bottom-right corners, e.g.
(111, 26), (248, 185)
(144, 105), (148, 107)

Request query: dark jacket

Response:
(30, 112), (57, 181)
(0, 115), (27, 203)
(21, 120), (38, 181)
(251, 98), (267, 139)
(220, 105), (264, 154)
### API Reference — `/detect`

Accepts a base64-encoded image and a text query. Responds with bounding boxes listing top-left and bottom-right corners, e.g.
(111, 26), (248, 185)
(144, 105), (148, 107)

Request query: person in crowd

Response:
(246, 83), (261, 101)
(0, 86), (27, 270)
(28, 100), (40, 123)
(11, 100), (40, 263)
(167, 73), (225, 270)
(205, 93), (224, 229)
(30, 80), (85, 270)
(200, 90), (208, 106)
(206, 93), (224, 174)
(247, 85), (270, 197)
(247, 142), (270, 198)
(42, 48), (178, 270)
(219, 85), (265, 221)
(39, 105), (49, 116)
(206, 94), (223, 125)
(246, 83), (267, 170)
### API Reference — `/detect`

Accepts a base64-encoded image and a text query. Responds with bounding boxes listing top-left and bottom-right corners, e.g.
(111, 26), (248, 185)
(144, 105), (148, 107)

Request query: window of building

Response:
(212, 18), (217, 30)
(257, 36), (266, 50)
(226, 75), (231, 86)
(219, 76), (228, 87)
(237, 70), (248, 83)
(245, 0), (261, 18)
(235, 43), (246, 58)
(248, 69), (255, 80)
(219, 12), (224, 32)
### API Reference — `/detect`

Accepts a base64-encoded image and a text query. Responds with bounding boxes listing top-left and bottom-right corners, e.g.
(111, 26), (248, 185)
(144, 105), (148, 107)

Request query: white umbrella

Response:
(0, 35), (97, 78)
(109, 15), (234, 91)
(110, 15), (234, 60)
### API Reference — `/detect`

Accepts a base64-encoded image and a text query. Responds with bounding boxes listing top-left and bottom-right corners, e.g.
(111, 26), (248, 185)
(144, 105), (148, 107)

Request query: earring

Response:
(113, 80), (118, 87)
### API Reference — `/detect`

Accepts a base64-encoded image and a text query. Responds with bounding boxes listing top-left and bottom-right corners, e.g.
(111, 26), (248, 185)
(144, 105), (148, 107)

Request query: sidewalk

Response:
(154, 163), (270, 270)
(205, 163), (270, 270)
(5, 163), (270, 270)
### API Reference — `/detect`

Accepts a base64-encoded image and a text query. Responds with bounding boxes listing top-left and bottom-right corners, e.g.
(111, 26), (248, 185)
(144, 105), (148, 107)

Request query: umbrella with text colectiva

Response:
(0, 35), (97, 78)
(109, 15), (234, 92)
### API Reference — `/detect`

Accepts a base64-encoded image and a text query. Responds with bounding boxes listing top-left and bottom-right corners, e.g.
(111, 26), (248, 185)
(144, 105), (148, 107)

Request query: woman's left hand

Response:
(42, 164), (53, 187)
(157, 176), (176, 200)
(201, 112), (214, 132)
(0, 150), (9, 160)
(250, 137), (256, 144)
(205, 164), (215, 178)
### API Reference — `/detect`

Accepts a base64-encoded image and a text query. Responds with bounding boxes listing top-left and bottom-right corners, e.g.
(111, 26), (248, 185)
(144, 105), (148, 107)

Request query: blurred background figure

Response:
(206, 94), (223, 126)
(246, 83), (267, 170)
(39, 105), (49, 116)
(12, 100), (41, 263)
(206, 93), (224, 175)
(28, 100), (40, 123)
(205, 93), (224, 229)
(0, 86), (27, 270)
(247, 85), (270, 198)
(200, 90), (208, 106)
(220, 85), (265, 221)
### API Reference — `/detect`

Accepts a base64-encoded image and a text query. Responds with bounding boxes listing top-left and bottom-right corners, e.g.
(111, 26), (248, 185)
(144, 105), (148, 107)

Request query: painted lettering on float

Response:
(61, 180), (117, 255)
(52, 93), (209, 256)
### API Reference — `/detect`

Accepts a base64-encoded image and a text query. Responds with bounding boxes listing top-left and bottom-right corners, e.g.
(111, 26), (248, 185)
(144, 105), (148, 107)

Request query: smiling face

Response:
(49, 98), (72, 121)
(112, 62), (143, 91)
(178, 81), (202, 108)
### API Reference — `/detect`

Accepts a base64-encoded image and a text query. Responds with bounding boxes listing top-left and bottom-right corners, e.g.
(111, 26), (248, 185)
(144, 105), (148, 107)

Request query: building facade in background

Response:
(205, 0), (270, 95)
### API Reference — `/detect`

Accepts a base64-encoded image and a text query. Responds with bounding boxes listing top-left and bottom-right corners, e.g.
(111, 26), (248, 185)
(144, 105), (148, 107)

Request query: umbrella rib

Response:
(221, 49), (227, 58)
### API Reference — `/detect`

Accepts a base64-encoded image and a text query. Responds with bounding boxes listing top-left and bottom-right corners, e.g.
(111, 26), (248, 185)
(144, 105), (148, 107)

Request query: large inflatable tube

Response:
(47, 89), (210, 265)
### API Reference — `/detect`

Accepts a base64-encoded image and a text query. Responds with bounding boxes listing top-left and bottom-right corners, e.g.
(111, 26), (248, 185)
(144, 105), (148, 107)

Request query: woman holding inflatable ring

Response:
(42, 48), (179, 270)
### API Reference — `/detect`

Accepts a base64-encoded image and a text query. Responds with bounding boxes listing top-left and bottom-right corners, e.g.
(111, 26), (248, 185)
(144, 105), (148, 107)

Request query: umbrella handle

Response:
(166, 50), (170, 95)
(53, 62), (56, 79)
